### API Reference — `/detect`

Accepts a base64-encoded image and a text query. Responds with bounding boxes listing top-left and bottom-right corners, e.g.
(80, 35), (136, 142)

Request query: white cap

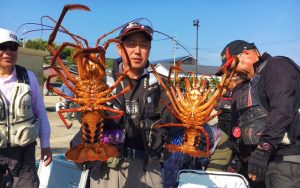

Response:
(0, 28), (19, 44)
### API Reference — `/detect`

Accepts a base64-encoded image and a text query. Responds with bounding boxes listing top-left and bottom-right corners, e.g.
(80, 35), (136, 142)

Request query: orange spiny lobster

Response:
(45, 4), (133, 163)
(151, 57), (237, 158)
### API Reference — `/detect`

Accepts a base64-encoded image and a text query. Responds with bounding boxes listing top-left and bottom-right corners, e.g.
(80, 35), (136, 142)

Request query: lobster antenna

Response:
(96, 17), (152, 46)
(16, 22), (54, 34)
(96, 17), (192, 60)
(153, 30), (194, 58)
(16, 24), (72, 39)
(16, 22), (76, 41)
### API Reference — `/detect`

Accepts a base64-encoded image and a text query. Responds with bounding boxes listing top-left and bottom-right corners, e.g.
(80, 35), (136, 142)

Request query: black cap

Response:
(118, 22), (153, 41)
(215, 40), (256, 76)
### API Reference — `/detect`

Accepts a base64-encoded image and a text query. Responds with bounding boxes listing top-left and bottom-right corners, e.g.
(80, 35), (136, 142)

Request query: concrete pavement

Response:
(36, 96), (81, 159)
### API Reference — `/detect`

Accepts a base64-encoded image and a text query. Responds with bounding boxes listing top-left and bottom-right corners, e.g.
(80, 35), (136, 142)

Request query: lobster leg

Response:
(196, 126), (211, 156)
(196, 74), (207, 89)
(169, 86), (188, 112)
(58, 108), (73, 129)
(48, 42), (82, 85)
(58, 105), (86, 129)
(151, 64), (182, 116)
(160, 100), (184, 121)
(104, 39), (132, 72)
(48, 4), (90, 45)
(157, 123), (189, 128)
(102, 106), (125, 120)
(168, 62), (183, 84)
(206, 110), (222, 123)
(42, 15), (89, 47)
(97, 75), (133, 103)
(46, 75), (78, 101)
(184, 77), (192, 92)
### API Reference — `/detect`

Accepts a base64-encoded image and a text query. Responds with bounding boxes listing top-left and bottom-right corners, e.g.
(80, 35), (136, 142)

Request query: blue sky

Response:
(1, 0), (300, 66)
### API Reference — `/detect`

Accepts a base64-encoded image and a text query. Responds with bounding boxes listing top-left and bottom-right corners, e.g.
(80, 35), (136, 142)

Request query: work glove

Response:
(107, 157), (120, 168)
(248, 144), (271, 182)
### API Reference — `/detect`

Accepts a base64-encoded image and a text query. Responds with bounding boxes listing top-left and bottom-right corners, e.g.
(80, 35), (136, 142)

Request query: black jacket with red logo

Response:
(257, 53), (300, 155)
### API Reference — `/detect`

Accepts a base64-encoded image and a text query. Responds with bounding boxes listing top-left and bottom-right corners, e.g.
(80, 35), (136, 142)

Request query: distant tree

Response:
(61, 47), (72, 60)
(210, 76), (220, 88)
(25, 38), (48, 51)
(26, 38), (116, 71)
(106, 58), (114, 68)
(25, 38), (76, 63)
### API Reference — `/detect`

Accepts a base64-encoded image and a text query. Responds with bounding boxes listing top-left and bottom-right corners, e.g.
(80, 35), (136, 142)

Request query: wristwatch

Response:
(258, 142), (272, 152)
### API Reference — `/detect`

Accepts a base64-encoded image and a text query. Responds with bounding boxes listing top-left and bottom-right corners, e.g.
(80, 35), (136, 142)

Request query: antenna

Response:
(193, 19), (200, 74)
(173, 35), (177, 67)
(172, 35), (177, 85)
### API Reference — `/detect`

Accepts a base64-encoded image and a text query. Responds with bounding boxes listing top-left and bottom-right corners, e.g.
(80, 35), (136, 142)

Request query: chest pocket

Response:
(144, 84), (160, 120)
(16, 90), (33, 118)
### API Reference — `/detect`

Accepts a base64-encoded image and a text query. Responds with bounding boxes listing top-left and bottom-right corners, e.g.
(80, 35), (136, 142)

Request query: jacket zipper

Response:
(142, 84), (160, 148)
(7, 104), (10, 144)
(12, 86), (19, 120)
(148, 119), (160, 148)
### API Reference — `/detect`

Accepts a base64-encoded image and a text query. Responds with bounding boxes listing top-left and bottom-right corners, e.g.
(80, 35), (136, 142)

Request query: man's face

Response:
(118, 32), (151, 72)
(234, 49), (259, 78)
(0, 42), (18, 69)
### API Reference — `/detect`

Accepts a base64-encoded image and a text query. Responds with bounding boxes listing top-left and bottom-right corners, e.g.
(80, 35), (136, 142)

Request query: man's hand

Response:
(248, 144), (271, 182)
(41, 147), (53, 166)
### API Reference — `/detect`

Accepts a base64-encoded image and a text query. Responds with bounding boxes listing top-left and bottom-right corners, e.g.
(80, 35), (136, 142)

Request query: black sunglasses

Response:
(0, 43), (19, 51)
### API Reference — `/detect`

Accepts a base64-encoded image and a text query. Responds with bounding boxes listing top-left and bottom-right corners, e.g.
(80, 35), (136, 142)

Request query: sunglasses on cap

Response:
(123, 22), (153, 33)
(119, 22), (153, 39)
(0, 42), (19, 52)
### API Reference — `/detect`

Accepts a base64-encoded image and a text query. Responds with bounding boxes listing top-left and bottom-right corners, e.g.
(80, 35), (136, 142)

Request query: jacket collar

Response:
(255, 52), (272, 74)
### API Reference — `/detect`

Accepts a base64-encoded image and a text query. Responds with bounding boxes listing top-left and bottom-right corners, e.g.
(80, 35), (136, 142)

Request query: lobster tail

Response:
(65, 143), (119, 163)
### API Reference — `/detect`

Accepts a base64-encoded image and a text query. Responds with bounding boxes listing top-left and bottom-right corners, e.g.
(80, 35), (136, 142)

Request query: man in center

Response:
(89, 22), (172, 188)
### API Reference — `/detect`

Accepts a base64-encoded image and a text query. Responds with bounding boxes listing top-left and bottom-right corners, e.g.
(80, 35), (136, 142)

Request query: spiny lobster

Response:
(151, 54), (237, 158)
(45, 4), (133, 163)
